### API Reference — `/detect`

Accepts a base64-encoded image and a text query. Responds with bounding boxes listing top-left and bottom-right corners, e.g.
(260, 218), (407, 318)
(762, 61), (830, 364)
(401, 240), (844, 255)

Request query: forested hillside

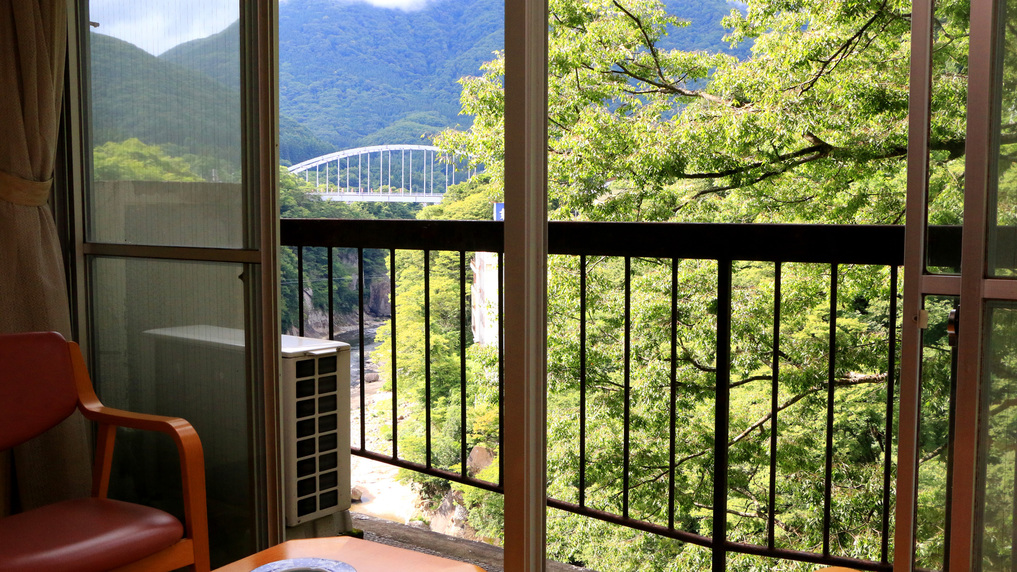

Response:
(277, 0), (748, 152)
(90, 33), (241, 173)
(91, 30), (335, 167)
(92, 0), (747, 166)
(159, 22), (240, 89)
(277, 0), (503, 151)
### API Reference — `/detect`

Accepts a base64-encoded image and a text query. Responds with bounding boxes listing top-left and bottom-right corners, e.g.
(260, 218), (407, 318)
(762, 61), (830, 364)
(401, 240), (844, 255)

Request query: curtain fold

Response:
(0, 0), (91, 511)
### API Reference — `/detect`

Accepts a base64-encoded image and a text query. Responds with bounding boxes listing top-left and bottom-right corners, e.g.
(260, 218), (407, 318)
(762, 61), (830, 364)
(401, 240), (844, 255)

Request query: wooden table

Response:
(215, 538), (486, 572)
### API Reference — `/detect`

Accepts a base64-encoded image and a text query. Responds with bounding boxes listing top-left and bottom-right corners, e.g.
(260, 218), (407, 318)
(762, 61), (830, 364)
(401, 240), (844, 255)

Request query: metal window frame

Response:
(899, 0), (1011, 569)
(950, 0), (1009, 568)
(896, 0), (938, 568)
(503, 0), (548, 568)
(59, 0), (90, 349)
(64, 0), (282, 550)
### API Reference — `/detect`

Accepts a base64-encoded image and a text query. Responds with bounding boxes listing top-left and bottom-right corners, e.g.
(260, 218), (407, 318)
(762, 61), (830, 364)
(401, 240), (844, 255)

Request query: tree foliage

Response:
(407, 0), (975, 568)
(369, 175), (504, 488)
(437, 0), (973, 226)
(93, 138), (205, 182)
(279, 168), (422, 334)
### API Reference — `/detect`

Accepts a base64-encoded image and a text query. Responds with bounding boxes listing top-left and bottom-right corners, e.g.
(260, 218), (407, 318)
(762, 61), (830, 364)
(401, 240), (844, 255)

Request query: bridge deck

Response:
(315, 192), (444, 203)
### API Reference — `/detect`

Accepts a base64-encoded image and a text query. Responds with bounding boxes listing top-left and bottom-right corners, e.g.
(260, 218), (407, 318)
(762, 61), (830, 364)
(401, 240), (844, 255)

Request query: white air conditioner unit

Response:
(140, 325), (250, 513)
(140, 328), (352, 530)
(281, 335), (352, 527)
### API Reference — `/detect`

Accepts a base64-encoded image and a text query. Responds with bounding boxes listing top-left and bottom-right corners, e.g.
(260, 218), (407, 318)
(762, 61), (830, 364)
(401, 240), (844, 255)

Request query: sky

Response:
(89, 0), (434, 55)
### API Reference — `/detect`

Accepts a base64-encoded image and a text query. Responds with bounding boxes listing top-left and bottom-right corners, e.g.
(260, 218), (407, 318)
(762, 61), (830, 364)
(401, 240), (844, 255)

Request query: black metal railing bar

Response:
(281, 218), (927, 571)
(390, 248), (398, 459)
(425, 250), (432, 468)
(460, 250), (468, 480)
(714, 259), (733, 572)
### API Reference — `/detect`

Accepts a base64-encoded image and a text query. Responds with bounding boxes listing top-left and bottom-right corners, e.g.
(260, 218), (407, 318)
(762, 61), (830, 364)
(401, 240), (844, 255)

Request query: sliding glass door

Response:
(72, 1), (278, 566)
(900, 0), (1017, 569)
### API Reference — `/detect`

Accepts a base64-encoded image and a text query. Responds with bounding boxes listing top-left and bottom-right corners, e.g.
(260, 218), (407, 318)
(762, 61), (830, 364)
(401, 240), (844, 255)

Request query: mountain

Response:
(160, 23), (240, 91)
(277, 0), (503, 151)
(273, 0), (748, 153)
(90, 32), (241, 166)
(92, 0), (751, 167)
(160, 22), (337, 164)
(660, 0), (751, 55)
(91, 30), (336, 167)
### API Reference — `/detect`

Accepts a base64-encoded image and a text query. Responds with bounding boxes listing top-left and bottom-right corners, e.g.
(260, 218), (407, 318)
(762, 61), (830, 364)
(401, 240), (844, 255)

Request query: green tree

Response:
(422, 0), (972, 568)
(437, 0), (971, 226)
(369, 175), (503, 489)
(93, 138), (204, 182)
(279, 168), (411, 334)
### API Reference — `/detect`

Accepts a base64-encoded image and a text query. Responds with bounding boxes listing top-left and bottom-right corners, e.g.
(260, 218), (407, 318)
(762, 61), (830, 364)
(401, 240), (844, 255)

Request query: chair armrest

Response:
(69, 343), (206, 493)
(80, 404), (202, 444)
(82, 405), (206, 524)
(80, 405), (205, 486)
(66, 342), (209, 571)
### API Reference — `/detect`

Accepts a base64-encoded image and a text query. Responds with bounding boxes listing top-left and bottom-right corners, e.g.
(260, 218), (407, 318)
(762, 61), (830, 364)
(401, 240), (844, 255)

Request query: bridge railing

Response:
(280, 218), (959, 570)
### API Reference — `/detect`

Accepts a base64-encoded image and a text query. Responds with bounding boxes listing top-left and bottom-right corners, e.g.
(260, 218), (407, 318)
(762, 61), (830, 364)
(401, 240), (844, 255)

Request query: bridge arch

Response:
(287, 144), (478, 203)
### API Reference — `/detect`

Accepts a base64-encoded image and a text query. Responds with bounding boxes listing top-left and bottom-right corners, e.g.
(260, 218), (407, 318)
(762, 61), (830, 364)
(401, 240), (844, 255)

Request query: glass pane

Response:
(925, 0), (970, 275)
(87, 1), (243, 248)
(90, 257), (254, 567)
(916, 295), (959, 571)
(989, 0), (1017, 276)
(980, 302), (1017, 570)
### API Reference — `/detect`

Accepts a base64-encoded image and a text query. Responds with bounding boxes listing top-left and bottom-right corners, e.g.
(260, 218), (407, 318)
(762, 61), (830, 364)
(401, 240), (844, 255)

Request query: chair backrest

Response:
(0, 331), (79, 449)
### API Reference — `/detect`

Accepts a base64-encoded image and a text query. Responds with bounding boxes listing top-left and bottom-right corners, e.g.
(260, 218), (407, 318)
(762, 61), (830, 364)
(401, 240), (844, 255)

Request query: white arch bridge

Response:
(287, 144), (478, 203)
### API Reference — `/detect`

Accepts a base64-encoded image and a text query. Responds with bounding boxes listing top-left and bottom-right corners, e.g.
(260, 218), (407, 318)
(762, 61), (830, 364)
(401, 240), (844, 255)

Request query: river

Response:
(336, 320), (382, 388)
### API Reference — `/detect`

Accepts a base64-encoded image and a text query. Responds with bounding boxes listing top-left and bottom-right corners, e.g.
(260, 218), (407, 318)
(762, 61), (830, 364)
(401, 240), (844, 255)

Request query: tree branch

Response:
(692, 501), (801, 536)
(611, 0), (667, 87)
(608, 0), (733, 106)
(668, 131), (989, 209)
(791, 0), (889, 94)
(672, 372), (889, 468)
(731, 375), (773, 389)
(679, 145), (832, 208)
(920, 442), (946, 464)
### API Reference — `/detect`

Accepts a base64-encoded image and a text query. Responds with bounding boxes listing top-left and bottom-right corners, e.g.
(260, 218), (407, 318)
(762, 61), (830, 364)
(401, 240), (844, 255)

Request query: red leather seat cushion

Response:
(0, 497), (184, 572)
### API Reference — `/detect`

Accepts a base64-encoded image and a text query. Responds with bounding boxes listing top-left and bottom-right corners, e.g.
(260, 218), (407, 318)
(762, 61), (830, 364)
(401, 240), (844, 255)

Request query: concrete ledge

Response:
(353, 514), (594, 572)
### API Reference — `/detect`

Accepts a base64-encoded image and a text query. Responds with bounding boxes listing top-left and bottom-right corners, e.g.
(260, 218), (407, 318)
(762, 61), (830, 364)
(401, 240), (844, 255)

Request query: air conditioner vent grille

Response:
(282, 341), (351, 526)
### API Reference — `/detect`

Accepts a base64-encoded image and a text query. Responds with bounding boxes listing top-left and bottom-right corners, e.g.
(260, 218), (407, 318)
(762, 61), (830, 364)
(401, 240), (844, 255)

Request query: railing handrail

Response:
(282, 218), (917, 265)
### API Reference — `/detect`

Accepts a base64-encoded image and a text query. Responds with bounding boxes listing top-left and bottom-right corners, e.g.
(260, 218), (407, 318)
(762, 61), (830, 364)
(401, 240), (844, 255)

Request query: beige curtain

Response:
(0, 0), (90, 512)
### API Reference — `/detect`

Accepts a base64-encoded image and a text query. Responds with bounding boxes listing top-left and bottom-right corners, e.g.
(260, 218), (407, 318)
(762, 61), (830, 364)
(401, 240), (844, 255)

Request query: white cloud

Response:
(88, 0), (238, 55)
(89, 0), (438, 55)
(280, 0), (436, 11)
(357, 0), (434, 9)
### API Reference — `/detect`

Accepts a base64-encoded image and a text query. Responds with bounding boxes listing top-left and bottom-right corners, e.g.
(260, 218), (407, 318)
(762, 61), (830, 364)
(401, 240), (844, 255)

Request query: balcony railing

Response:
(281, 219), (950, 570)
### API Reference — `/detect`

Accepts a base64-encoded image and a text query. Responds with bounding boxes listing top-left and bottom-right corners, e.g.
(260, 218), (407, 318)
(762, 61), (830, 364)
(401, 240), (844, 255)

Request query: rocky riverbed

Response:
(344, 320), (495, 544)
(342, 319), (425, 526)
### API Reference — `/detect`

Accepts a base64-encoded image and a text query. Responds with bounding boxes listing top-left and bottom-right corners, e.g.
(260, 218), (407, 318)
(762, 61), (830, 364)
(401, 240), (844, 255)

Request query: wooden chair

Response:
(0, 331), (210, 572)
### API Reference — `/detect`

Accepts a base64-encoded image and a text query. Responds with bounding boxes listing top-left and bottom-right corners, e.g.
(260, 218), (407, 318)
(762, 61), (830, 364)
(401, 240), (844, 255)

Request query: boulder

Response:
(428, 489), (470, 537)
(466, 445), (496, 477)
(351, 485), (371, 503)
